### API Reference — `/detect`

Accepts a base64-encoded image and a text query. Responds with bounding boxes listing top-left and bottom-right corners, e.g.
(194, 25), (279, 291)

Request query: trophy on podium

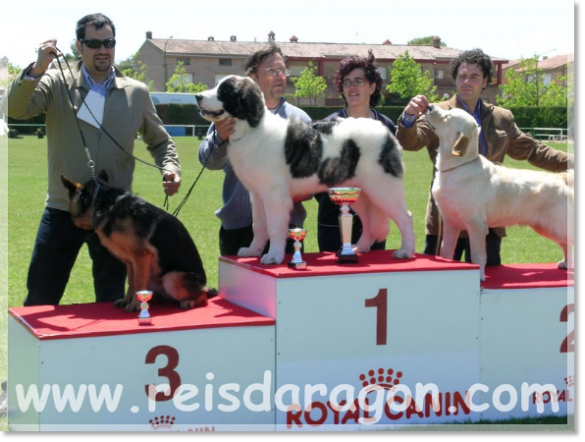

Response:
(287, 228), (307, 269)
(136, 290), (153, 325)
(328, 187), (361, 263)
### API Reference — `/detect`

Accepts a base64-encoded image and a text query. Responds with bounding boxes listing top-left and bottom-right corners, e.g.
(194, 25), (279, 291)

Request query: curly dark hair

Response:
(450, 48), (493, 84)
(244, 43), (284, 75)
(76, 13), (116, 40)
(334, 49), (382, 107)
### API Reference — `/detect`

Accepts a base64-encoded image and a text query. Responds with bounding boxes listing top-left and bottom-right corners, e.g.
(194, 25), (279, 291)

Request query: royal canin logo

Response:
(286, 366), (472, 428)
(150, 415), (175, 430)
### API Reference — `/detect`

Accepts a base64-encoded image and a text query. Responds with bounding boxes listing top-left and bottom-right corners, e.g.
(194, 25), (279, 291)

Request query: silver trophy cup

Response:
(287, 228), (307, 269)
(136, 290), (153, 325)
(328, 187), (361, 263)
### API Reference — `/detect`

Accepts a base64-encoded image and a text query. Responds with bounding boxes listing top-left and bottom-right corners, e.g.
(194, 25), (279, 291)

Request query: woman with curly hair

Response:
(316, 50), (397, 253)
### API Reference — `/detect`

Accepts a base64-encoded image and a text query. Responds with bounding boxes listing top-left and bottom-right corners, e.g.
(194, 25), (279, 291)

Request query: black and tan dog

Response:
(61, 171), (217, 311)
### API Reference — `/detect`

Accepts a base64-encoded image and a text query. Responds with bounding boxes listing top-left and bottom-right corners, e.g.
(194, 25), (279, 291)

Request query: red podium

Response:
(479, 264), (574, 421)
(220, 251), (483, 428)
(7, 250), (573, 431)
(8, 297), (276, 431)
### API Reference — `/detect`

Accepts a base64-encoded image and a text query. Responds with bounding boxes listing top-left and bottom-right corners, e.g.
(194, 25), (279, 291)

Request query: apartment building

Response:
(136, 32), (508, 104)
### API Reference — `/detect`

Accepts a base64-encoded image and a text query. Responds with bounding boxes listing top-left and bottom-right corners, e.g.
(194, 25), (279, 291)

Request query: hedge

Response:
(7, 104), (567, 135)
(153, 104), (567, 130)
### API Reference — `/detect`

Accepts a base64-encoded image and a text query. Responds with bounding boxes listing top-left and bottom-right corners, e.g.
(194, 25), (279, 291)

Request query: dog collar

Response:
(438, 156), (481, 173)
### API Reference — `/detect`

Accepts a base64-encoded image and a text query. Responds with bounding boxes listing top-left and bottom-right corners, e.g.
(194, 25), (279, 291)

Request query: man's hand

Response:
(215, 117), (236, 142)
(29, 39), (61, 78)
(163, 171), (181, 196)
(404, 95), (430, 117)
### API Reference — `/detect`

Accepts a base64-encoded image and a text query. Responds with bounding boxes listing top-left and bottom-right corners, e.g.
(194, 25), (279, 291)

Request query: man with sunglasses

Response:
(199, 44), (311, 257)
(4, 13), (181, 307)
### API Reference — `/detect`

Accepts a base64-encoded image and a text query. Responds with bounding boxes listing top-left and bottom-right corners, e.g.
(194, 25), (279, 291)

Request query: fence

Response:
(7, 123), (210, 138)
(520, 127), (569, 142)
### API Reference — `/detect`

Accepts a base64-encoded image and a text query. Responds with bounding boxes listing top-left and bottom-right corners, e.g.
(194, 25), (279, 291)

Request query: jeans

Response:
(424, 228), (502, 266)
(24, 207), (126, 306)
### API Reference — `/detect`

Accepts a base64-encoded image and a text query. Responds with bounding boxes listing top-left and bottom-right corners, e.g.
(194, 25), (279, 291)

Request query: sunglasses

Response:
(80, 38), (116, 49)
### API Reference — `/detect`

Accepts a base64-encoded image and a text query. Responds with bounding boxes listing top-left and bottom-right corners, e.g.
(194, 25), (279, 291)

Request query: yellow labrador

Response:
(426, 106), (573, 281)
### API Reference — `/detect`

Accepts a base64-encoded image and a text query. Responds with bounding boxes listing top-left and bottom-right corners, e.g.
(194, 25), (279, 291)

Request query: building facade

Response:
(502, 53), (574, 87)
(136, 32), (508, 105)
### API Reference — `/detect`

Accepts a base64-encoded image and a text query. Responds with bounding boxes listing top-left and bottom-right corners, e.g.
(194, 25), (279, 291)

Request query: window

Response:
(289, 65), (306, 77)
(215, 74), (230, 85)
(170, 73), (193, 87)
(377, 67), (388, 81)
(177, 57), (190, 66)
(219, 59), (232, 66)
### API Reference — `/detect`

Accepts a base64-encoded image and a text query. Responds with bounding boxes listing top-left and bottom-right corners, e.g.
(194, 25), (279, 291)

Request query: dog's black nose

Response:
(428, 104), (434, 112)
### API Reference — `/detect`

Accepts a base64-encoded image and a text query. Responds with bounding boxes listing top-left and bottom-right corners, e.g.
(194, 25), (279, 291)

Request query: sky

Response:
(0, 0), (577, 69)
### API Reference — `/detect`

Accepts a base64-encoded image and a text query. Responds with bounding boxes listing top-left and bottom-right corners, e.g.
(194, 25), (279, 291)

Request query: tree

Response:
(386, 51), (438, 102)
(407, 36), (447, 47)
(0, 63), (21, 88)
(120, 52), (155, 91)
(539, 75), (568, 107)
(497, 55), (567, 107)
(165, 61), (207, 93)
(67, 40), (79, 61)
(290, 61), (327, 105)
(497, 55), (541, 106)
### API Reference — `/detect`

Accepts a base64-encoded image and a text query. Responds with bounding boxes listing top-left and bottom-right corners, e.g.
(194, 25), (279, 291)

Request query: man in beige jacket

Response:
(4, 13), (181, 306)
(396, 48), (573, 266)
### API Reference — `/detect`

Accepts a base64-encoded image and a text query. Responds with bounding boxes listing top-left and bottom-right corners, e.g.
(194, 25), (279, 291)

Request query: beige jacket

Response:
(5, 61), (180, 211)
(396, 95), (573, 237)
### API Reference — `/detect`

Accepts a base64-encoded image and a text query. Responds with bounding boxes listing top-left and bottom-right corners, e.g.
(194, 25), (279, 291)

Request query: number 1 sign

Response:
(220, 251), (482, 429)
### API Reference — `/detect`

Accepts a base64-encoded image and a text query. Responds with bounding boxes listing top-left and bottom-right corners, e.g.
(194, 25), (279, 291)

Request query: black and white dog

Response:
(196, 75), (415, 265)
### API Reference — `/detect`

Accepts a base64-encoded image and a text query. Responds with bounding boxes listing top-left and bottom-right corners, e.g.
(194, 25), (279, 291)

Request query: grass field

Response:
(0, 135), (573, 430)
(4, 136), (571, 307)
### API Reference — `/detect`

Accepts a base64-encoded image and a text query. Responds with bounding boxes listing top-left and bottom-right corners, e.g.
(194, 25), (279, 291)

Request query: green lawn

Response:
(4, 136), (571, 307)
(0, 135), (573, 430)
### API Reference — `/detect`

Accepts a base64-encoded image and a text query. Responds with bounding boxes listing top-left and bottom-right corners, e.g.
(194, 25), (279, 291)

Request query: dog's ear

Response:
(98, 170), (109, 183)
(220, 77), (265, 127)
(61, 174), (81, 196)
(452, 132), (469, 157)
(240, 79), (265, 128)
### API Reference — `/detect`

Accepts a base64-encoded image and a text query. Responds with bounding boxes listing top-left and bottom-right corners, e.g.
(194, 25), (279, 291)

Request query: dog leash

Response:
(53, 50), (176, 210)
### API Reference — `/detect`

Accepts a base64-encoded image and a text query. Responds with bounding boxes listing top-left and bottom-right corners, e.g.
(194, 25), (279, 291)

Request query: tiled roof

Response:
(503, 53), (573, 71)
(144, 38), (508, 63)
(538, 53), (574, 70)
(502, 59), (522, 69)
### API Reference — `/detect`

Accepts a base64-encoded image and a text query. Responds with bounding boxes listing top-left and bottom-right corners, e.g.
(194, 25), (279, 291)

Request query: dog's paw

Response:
(113, 299), (128, 309)
(206, 287), (219, 299)
(557, 260), (568, 270)
(392, 249), (413, 259)
(260, 252), (284, 265)
(354, 237), (372, 254)
(124, 301), (141, 312)
(354, 243), (371, 254)
(237, 247), (262, 257)
(180, 298), (208, 309)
